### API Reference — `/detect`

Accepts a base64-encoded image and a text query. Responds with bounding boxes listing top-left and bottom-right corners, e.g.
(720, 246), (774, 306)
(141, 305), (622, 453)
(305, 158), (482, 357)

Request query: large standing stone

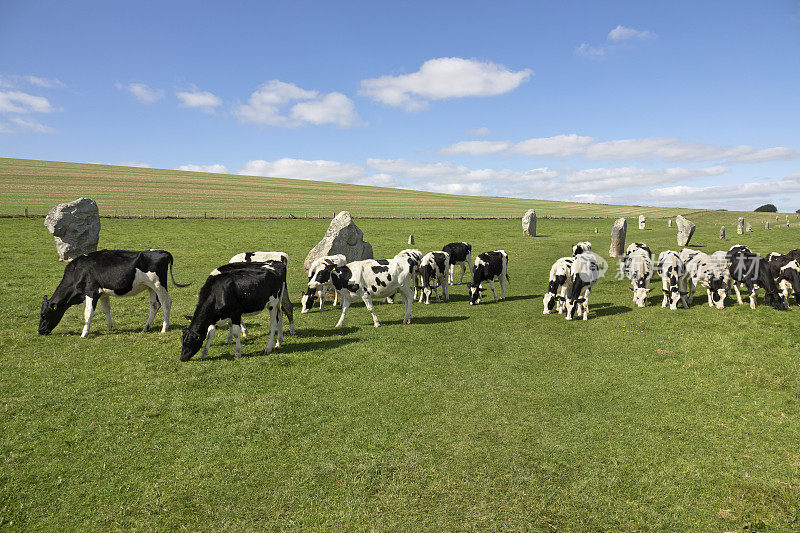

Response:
(609, 218), (627, 258)
(638, 215), (646, 230)
(737, 217), (745, 235)
(522, 209), (537, 237)
(746, 222), (753, 233)
(719, 226), (725, 240)
(44, 197), (100, 262)
(676, 215), (696, 247)
(303, 211), (373, 273)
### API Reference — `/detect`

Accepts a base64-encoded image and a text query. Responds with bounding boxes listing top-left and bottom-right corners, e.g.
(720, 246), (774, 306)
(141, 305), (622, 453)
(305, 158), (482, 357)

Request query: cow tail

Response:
(169, 254), (192, 287)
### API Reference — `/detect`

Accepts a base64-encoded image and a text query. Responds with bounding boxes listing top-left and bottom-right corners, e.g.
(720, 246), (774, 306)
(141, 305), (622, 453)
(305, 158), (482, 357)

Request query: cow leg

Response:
(459, 263), (467, 284)
(318, 289), (326, 311)
(733, 282), (744, 305)
(264, 304), (279, 354)
(335, 293), (350, 328)
(81, 295), (97, 338)
(448, 264), (455, 285)
(333, 288), (339, 307)
(281, 286), (295, 334)
(489, 279), (498, 302)
(662, 285), (668, 308)
(158, 288), (171, 333)
(225, 319), (234, 344)
(143, 290), (159, 332)
(399, 284), (413, 324)
(582, 289), (590, 320)
(361, 293), (380, 327)
(499, 277), (506, 300)
(749, 283), (758, 310)
(276, 299), (284, 348)
(443, 276), (450, 302)
(707, 288), (714, 307)
(99, 294), (113, 330)
(231, 323), (243, 358)
(240, 321), (248, 338)
(199, 324), (216, 359)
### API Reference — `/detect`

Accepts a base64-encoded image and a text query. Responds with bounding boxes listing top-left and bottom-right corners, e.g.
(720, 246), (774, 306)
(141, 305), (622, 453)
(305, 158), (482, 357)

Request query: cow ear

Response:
(629, 287), (635, 291)
(647, 288), (653, 292)
(42, 295), (49, 302)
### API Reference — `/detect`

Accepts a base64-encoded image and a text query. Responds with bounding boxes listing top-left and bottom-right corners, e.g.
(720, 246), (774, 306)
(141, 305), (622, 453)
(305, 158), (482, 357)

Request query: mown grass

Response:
(1, 214), (799, 531)
(0, 158), (728, 219)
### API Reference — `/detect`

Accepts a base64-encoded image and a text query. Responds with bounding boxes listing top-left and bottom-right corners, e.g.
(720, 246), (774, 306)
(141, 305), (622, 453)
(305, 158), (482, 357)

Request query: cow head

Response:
(663, 285), (688, 310)
(542, 292), (557, 314)
(300, 287), (317, 314)
(564, 297), (585, 320)
(708, 278), (727, 309)
(468, 284), (485, 305)
(38, 295), (66, 335)
(630, 286), (652, 308)
(180, 327), (204, 362)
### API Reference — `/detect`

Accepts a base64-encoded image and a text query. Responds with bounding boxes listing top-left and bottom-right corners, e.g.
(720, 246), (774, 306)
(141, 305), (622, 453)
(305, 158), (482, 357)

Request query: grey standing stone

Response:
(668, 219), (672, 227)
(609, 218), (627, 258)
(676, 215), (696, 247)
(746, 222), (753, 233)
(765, 221), (770, 230)
(303, 211), (373, 273)
(719, 226), (725, 240)
(594, 227), (598, 233)
(522, 209), (537, 237)
(638, 215), (646, 230)
(408, 234), (414, 245)
(737, 217), (745, 235)
(44, 197), (100, 262)
(776, 215), (780, 221)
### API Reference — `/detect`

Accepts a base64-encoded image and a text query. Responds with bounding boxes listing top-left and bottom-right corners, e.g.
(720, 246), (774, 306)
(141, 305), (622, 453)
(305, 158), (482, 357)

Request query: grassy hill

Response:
(0, 157), (718, 219)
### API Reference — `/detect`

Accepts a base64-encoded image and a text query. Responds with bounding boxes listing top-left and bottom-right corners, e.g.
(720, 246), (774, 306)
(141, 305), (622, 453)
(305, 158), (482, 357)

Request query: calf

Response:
(726, 246), (787, 310)
(684, 251), (728, 309)
(39, 249), (189, 337)
(572, 241), (592, 256)
(468, 250), (509, 305)
(418, 251), (450, 304)
(656, 251), (688, 310)
(301, 254), (346, 313)
(229, 251), (288, 265)
(623, 244), (653, 307)
(330, 258), (414, 327)
(543, 256), (573, 314)
(180, 261), (287, 361)
(442, 242), (473, 284)
(564, 252), (601, 321)
(767, 253), (800, 306)
(387, 249), (422, 303)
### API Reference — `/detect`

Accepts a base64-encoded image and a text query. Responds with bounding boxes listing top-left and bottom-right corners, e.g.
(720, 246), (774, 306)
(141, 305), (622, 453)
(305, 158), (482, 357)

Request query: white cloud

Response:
(24, 75), (66, 88)
(575, 43), (607, 58)
(467, 127), (491, 136)
(0, 91), (54, 113)
(239, 158), (368, 182)
(643, 175), (800, 202)
(559, 165), (728, 193)
(176, 87), (221, 113)
(513, 134), (596, 157)
(116, 161), (151, 168)
(235, 80), (358, 127)
(290, 92), (358, 127)
(176, 164), (228, 173)
(359, 57), (532, 111)
(608, 25), (656, 41)
(438, 140), (514, 155)
(9, 117), (54, 133)
(0, 123), (13, 133)
(117, 82), (163, 104)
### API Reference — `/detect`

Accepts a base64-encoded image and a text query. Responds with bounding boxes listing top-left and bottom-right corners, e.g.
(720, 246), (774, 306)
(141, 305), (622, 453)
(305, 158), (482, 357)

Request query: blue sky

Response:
(2, 0), (800, 210)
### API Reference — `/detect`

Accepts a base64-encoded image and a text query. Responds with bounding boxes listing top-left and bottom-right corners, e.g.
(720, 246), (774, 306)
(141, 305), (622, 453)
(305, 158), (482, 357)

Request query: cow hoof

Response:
(583, 316), (588, 321)
(142, 326), (149, 333)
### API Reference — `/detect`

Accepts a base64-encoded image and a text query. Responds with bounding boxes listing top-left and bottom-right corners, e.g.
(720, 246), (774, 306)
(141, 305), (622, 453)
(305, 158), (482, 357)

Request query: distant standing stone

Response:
(594, 227), (598, 233)
(719, 226), (725, 240)
(765, 221), (770, 230)
(609, 218), (627, 258)
(44, 197), (100, 262)
(676, 215), (696, 247)
(638, 215), (646, 230)
(737, 217), (745, 235)
(522, 209), (537, 237)
(776, 215), (780, 221)
(668, 219), (672, 228)
(408, 234), (414, 245)
(746, 222), (753, 233)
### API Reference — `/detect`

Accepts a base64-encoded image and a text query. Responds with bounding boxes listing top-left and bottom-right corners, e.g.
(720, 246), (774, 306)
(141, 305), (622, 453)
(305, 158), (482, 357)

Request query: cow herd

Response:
(37, 236), (799, 361)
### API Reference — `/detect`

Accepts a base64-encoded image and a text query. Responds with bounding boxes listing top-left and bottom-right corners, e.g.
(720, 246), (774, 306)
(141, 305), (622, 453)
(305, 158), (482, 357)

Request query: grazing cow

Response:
(726, 246), (787, 310)
(543, 256), (573, 314)
(418, 251), (450, 304)
(468, 250), (509, 305)
(683, 251), (728, 309)
(229, 251), (288, 265)
(330, 258), (415, 327)
(564, 252), (601, 321)
(572, 241), (592, 256)
(623, 244), (653, 307)
(656, 251), (689, 310)
(180, 261), (287, 361)
(442, 242), (473, 284)
(301, 254), (347, 313)
(787, 249), (800, 262)
(767, 253), (800, 306)
(39, 249), (189, 337)
(387, 249), (422, 303)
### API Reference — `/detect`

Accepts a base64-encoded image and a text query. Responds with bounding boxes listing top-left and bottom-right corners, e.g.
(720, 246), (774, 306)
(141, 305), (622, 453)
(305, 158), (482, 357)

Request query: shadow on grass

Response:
(295, 326), (359, 337)
(203, 337), (360, 361)
(380, 315), (470, 326)
(589, 302), (632, 317)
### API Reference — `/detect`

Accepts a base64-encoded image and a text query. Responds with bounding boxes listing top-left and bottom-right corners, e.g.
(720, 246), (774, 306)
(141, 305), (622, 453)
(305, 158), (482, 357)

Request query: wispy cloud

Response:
(24, 75), (66, 88)
(0, 91), (54, 113)
(576, 25), (657, 59)
(575, 43), (608, 58)
(117, 82), (163, 104)
(359, 57), (531, 111)
(175, 164), (228, 173)
(176, 87), (222, 113)
(9, 116), (54, 133)
(608, 25), (656, 42)
(467, 127), (491, 136)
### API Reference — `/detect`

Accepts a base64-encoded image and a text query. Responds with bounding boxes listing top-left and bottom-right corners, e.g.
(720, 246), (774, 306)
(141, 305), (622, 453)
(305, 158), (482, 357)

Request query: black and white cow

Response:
(656, 251), (689, 310)
(418, 251), (450, 304)
(767, 253), (800, 307)
(301, 254), (346, 313)
(726, 245), (787, 310)
(229, 251), (288, 265)
(683, 250), (728, 309)
(564, 252), (601, 321)
(572, 241), (592, 256)
(468, 250), (509, 305)
(180, 261), (288, 361)
(442, 242), (473, 284)
(542, 256), (573, 314)
(623, 243), (653, 307)
(39, 249), (190, 337)
(387, 249), (422, 303)
(330, 258), (415, 327)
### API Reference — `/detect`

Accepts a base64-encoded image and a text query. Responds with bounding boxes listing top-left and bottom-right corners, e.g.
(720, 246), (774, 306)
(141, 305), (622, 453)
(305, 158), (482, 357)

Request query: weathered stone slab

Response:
(44, 197), (100, 262)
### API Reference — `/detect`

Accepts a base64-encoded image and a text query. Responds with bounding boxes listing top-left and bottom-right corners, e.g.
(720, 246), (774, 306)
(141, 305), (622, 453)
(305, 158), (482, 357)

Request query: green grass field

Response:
(2, 211), (799, 530)
(0, 157), (749, 219)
